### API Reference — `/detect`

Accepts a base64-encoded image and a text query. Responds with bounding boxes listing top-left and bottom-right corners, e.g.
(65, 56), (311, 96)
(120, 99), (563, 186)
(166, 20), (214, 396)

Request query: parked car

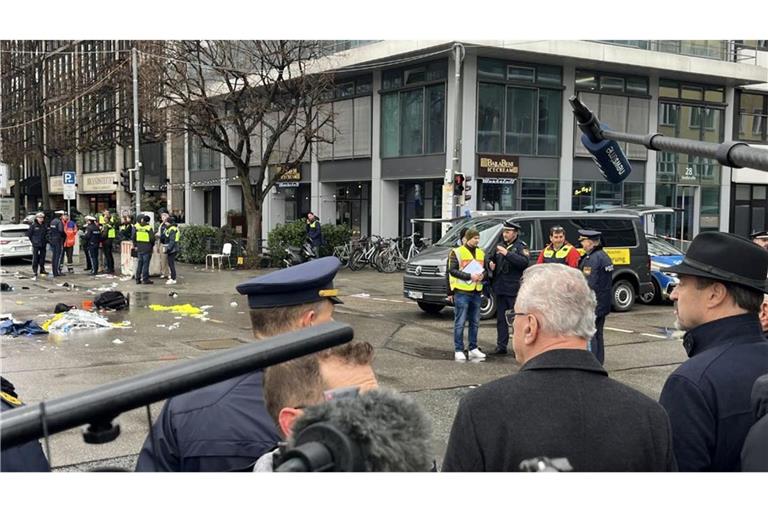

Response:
(404, 211), (654, 320)
(0, 223), (33, 259)
(639, 234), (684, 304)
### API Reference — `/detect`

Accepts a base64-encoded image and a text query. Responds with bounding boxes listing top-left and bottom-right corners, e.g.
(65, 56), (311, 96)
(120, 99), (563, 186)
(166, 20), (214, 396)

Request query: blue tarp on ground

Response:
(0, 320), (48, 337)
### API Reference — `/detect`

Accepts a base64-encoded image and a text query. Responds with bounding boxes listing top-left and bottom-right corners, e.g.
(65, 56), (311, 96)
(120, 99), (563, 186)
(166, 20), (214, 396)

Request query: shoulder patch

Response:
(1, 391), (23, 407)
(605, 265), (614, 272)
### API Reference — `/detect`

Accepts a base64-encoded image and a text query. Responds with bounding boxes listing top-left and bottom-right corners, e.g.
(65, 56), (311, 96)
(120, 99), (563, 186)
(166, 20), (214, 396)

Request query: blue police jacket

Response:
(48, 217), (64, 244)
(306, 220), (323, 247)
(659, 313), (768, 471)
(489, 237), (529, 297)
(135, 371), (281, 472)
(579, 246), (613, 317)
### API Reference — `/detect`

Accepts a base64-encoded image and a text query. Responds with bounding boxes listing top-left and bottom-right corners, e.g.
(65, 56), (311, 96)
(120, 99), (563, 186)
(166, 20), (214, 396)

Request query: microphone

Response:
(274, 389), (433, 472)
(570, 95), (632, 184)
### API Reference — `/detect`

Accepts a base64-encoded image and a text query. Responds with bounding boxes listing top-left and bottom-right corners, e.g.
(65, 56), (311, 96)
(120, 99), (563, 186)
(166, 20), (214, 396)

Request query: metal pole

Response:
(451, 43), (464, 220)
(132, 47), (141, 218)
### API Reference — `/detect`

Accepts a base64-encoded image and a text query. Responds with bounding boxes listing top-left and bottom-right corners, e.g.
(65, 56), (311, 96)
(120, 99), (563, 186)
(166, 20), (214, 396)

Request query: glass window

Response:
(382, 69), (401, 90)
(426, 61), (447, 82)
(700, 186), (720, 231)
(600, 94), (628, 133)
(624, 182), (644, 206)
(477, 83), (504, 153)
(681, 86), (704, 101)
(353, 97), (372, 157)
(704, 88), (725, 103)
(537, 88), (561, 156)
(574, 92), (599, 157)
(426, 84), (445, 154)
(505, 87), (535, 154)
(479, 181), (517, 211)
(572, 180), (594, 211)
(336, 82), (354, 98)
(400, 89), (424, 156)
(575, 70), (598, 90)
(478, 59), (506, 81)
(333, 99), (354, 158)
(626, 77), (648, 95)
(381, 93), (400, 158)
(735, 184), (751, 201)
(627, 98), (649, 159)
(520, 179), (557, 210)
(659, 81), (679, 98)
(404, 67), (426, 85)
(600, 75), (625, 92)
(537, 66), (561, 86)
(507, 65), (535, 82)
(754, 186), (767, 200)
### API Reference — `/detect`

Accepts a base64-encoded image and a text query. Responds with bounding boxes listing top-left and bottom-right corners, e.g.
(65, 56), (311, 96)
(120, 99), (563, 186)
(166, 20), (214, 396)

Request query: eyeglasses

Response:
(504, 310), (530, 327)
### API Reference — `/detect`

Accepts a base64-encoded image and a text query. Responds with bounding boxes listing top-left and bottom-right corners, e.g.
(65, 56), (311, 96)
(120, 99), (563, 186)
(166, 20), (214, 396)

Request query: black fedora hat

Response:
(664, 231), (768, 293)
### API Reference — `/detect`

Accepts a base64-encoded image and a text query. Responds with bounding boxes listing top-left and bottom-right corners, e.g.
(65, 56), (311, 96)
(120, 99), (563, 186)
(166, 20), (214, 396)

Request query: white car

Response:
(0, 224), (33, 259)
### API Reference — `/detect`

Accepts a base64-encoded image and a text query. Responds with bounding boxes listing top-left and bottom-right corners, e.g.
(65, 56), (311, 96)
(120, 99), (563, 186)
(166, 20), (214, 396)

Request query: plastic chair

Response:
(206, 243), (232, 270)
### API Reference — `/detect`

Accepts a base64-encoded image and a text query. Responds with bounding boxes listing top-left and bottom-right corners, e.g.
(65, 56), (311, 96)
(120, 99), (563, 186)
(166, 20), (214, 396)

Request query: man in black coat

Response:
(660, 231), (768, 471)
(442, 263), (676, 472)
(487, 220), (529, 355)
(578, 229), (613, 364)
(305, 212), (323, 257)
(48, 210), (66, 277)
(741, 374), (768, 471)
(26, 212), (48, 280)
(83, 216), (101, 276)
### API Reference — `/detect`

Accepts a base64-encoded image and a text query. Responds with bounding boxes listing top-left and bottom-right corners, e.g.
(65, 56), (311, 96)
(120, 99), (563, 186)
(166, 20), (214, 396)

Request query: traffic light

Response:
(463, 175), (472, 206)
(453, 173), (465, 199)
(120, 169), (133, 193)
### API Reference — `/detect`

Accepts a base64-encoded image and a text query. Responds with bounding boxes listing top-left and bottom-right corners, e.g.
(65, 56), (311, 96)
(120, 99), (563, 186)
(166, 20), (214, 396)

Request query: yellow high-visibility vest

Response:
(449, 245), (485, 292)
(542, 244), (575, 263)
(135, 224), (151, 243)
(167, 225), (180, 242)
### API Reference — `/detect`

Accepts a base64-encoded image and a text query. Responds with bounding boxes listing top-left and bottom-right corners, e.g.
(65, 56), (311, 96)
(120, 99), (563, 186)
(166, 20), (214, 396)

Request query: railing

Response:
(594, 40), (767, 64)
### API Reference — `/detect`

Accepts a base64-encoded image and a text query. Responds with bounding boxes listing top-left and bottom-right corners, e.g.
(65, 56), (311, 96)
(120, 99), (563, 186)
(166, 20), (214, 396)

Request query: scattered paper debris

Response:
(349, 293), (370, 298)
(112, 338), (125, 345)
(229, 301), (238, 307)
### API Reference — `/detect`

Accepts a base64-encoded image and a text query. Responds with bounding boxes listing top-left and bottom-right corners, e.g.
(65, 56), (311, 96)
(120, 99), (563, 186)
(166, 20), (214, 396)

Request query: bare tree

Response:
(147, 40), (334, 254)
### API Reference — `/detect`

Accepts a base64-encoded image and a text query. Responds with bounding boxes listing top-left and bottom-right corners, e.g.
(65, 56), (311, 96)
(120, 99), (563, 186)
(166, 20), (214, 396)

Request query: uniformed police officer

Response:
(135, 256), (345, 472)
(536, 225), (581, 267)
(83, 216), (101, 276)
(578, 229), (614, 364)
(26, 212), (48, 280)
(48, 210), (66, 277)
(1, 377), (50, 472)
(487, 220), (530, 355)
(100, 208), (117, 274)
(133, 215), (155, 284)
(306, 212), (323, 257)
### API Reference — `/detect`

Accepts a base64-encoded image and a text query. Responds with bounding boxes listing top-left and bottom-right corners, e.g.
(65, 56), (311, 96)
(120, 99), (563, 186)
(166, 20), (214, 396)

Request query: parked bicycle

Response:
(348, 235), (385, 271)
(332, 240), (354, 266)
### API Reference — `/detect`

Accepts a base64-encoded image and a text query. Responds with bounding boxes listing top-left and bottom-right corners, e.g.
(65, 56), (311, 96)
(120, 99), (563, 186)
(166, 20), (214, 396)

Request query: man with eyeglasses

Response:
(136, 257), (355, 472)
(442, 264), (676, 472)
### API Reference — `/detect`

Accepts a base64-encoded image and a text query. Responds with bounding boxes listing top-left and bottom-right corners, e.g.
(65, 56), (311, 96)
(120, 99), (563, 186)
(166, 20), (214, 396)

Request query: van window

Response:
(0, 228), (28, 239)
(436, 218), (504, 248)
(539, 218), (638, 248)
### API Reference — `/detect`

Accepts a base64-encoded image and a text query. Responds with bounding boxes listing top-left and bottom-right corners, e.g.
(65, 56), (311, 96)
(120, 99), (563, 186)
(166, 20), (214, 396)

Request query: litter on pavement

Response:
(42, 309), (121, 334)
(0, 319), (48, 337)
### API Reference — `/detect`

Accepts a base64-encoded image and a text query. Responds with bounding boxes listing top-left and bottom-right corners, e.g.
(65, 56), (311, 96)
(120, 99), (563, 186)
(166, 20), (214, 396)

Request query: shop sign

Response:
(83, 172), (117, 193)
(49, 176), (64, 194)
(277, 182), (300, 188)
(484, 177), (516, 185)
(276, 166), (301, 182)
(477, 154), (520, 179)
(679, 166), (698, 182)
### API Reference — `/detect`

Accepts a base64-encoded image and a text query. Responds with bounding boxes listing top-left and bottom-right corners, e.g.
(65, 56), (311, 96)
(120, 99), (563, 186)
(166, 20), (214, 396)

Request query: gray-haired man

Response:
(442, 263), (676, 472)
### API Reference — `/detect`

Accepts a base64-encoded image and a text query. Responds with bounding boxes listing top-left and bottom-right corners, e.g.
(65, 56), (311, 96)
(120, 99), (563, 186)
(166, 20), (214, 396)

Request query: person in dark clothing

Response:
(1, 377), (50, 472)
(161, 220), (180, 284)
(741, 374), (768, 471)
(133, 215), (155, 285)
(135, 257), (344, 472)
(305, 212), (323, 257)
(448, 227), (486, 362)
(442, 264), (676, 472)
(487, 220), (529, 355)
(27, 213), (48, 279)
(100, 209), (117, 274)
(660, 231), (768, 471)
(578, 229), (614, 364)
(83, 216), (101, 276)
(48, 210), (66, 276)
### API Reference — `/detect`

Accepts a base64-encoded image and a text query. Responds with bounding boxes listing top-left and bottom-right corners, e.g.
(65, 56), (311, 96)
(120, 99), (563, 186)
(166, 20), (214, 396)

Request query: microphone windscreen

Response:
(289, 388), (433, 472)
(580, 131), (632, 184)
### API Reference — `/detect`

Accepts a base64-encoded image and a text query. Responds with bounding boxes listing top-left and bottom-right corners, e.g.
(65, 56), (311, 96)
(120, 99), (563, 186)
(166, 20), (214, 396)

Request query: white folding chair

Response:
(206, 242), (232, 270)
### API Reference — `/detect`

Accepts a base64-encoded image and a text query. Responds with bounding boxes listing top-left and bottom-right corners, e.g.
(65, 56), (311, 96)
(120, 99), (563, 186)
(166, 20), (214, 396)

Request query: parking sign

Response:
(63, 171), (76, 185)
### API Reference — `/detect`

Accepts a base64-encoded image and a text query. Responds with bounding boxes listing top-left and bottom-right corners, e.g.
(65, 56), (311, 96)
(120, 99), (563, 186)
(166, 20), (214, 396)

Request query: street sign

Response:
(62, 171), (76, 185)
(0, 163), (9, 191)
(64, 189), (76, 200)
(63, 171), (76, 213)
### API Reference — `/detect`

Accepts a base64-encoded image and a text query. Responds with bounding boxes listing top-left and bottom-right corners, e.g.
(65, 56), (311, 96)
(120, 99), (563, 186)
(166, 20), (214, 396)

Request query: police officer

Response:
(1, 377), (50, 472)
(306, 212), (323, 257)
(100, 208), (117, 274)
(162, 218), (180, 285)
(83, 216), (101, 276)
(26, 212), (48, 280)
(135, 256), (344, 471)
(48, 210), (66, 277)
(578, 229), (614, 364)
(133, 215), (155, 284)
(487, 220), (530, 355)
(536, 225), (581, 267)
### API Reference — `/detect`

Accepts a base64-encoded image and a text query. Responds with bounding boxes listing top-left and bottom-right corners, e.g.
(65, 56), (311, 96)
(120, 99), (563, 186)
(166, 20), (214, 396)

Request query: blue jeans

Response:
(453, 292), (481, 352)
(136, 252), (152, 283)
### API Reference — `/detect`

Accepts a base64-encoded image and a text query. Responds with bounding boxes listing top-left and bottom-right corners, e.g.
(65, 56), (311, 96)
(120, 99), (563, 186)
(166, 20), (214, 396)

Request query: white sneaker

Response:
(166, 279), (177, 285)
(454, 351), (467, 362)
(468, 348), (486, 360)
(159, 275), (167, 279)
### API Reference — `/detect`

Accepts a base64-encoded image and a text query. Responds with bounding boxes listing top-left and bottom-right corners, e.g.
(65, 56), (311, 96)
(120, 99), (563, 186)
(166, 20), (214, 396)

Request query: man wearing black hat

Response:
(660, 231), (768, 471)
(48, 210), (66, 277)
(135, 257), (358, 472)
(578, 229), (613, 364)
(750, 230), (768, 251)
(487, 221), (529, 355)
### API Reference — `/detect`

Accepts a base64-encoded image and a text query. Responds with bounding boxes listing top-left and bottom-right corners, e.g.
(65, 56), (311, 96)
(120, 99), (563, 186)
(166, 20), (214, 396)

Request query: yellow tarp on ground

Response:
(149, 304), (204, 316)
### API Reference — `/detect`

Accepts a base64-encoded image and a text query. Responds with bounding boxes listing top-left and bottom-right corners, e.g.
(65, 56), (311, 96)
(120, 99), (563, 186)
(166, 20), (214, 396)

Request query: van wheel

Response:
(612, 280), (635, 312)
(639, 278), (658, 305)
(417, 302), (444, 315)
(480, 293), (496, 320)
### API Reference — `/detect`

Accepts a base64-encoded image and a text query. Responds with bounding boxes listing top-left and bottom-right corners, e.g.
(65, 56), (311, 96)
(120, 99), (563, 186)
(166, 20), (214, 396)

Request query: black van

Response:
(403, 211), (653, 320)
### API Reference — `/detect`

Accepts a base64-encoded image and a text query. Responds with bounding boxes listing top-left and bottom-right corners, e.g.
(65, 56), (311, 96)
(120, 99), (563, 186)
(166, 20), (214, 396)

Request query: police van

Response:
(403, 211), (653, 320)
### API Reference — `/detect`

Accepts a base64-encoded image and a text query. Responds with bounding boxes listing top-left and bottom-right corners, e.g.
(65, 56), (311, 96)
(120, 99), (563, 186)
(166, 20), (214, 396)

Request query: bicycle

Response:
(332, 240), (353, 266)
(376, 238), (407, 273)
(348, 235), (384, 271)
(406, 232), (430, 262)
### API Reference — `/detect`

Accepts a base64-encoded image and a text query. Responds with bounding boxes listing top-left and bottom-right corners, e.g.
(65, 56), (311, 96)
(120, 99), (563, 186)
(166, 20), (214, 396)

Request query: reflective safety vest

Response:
(541, 243), (575, 264)
(135, 224), (151, 243)
(449, 245), (485, 293)
(63, 223), (78, 248)
(100, 215), (116, 238)
(166, 225), (180, 242)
